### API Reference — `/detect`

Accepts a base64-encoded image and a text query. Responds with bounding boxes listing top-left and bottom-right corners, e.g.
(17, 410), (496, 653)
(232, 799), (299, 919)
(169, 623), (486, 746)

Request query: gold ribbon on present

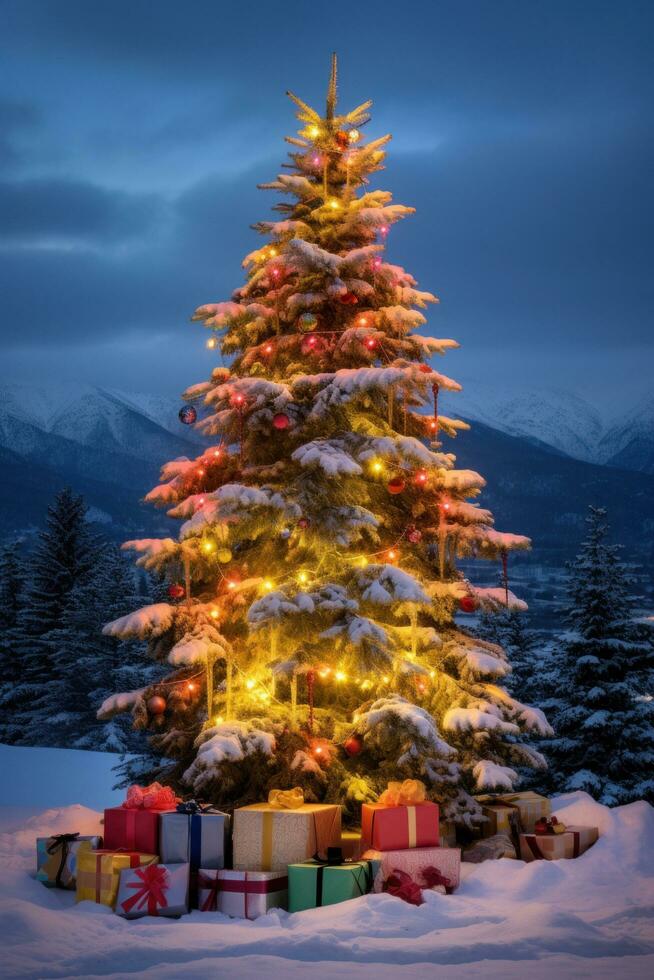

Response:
(267, 787), (304, 809)
(378, 780), (427, 807)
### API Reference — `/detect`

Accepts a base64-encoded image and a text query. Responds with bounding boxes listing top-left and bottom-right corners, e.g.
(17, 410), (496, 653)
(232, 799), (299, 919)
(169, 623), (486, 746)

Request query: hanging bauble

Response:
(179, 405), (197, 425)
(343, 734), (363, 757)
(348, 128), (361, 144)
(335, 129), (349, 150)
(168, 583), (185, 599)
(459, 595), (477, 613)
(297, 517), (310, 529)
(298, 312), (318, 332)
(407, 526), (422, 544)
(387, 475), (406, 495)
(280, 528), (291, 540)
(147, 695), (166, 715)
(338, 291), (358, 305)
(272, 412), (290, 430)
(216, 548), (233, 564)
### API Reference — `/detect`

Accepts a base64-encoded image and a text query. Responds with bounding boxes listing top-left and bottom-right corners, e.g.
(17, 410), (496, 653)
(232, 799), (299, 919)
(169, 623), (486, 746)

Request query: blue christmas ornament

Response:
(280, 528), (291, 539)
(179, 405), (197, 425)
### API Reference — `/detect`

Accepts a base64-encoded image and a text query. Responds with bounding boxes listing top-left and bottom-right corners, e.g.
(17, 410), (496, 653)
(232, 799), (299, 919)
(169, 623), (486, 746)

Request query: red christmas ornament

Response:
(297, 517), (310, 529)
(407, 527), (422, 544)
(147, 695), (166, 715)
(339, 291), (358, 305)
(335, 129), (349, 150)
(387, 475), (406, 495)
(343, 734), (363, 757)
(418, 364), (434, 374)
(272, 412), (290, 430)
(168, 583), (185, 599)
(459, 595), (477, 613)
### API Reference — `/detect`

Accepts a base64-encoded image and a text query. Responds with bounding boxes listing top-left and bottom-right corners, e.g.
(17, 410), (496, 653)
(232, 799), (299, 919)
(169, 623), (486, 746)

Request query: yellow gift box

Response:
(233, 802), (341, 873)
(75, 849), (158, 908)
(477, 791), (551, 837)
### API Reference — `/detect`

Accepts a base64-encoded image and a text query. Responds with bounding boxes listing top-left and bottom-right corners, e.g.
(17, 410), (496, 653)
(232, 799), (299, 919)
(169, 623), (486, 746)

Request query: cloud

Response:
(0, 177), (165, 245)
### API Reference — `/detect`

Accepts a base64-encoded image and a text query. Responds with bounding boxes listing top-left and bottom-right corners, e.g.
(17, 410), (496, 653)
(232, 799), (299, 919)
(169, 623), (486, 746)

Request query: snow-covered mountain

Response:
(449, 380), (654, 473)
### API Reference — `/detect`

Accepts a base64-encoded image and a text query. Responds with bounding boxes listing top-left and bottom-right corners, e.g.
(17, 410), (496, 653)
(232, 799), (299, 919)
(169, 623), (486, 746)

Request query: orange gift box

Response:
(361, 802), (439, 851)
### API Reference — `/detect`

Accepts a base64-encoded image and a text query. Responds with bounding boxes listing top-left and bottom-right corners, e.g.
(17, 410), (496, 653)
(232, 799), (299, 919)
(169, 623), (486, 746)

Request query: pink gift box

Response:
(361, 801), (439, 851)
(198, 869), (288, 918)
(362, 845), (460, 892)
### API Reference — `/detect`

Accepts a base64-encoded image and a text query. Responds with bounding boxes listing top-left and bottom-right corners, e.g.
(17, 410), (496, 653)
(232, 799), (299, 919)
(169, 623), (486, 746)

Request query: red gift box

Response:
(361, 801), (439, 851)
(104, 782), (179, 853)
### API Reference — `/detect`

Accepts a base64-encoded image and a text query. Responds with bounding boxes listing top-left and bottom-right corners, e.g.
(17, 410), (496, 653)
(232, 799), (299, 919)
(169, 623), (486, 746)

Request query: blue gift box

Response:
(159, 804), (230, 870)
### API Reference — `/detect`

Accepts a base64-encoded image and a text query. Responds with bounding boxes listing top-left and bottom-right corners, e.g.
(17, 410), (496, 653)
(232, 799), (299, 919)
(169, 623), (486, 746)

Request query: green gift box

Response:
(288, 853), (376, 912)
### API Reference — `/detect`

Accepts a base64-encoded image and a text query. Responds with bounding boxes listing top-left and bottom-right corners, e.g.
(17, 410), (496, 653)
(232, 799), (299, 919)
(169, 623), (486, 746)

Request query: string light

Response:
(415, 469), (428, 485)
(264, 343), (274, 354)
(245, 678), (256, 690)
(298, 570), (309, 585)
(386, 548), (398, 562)
(198, 497), (205, 506)
(262, 579), (274, 592)
(439, 500), (451, 513)
(318, 667), (331, 679)
(213, 715), (223, 726)
(206, 337), (217, 349)
(202, 540), (215, 554)
(380, 225), (389, 237)
(371, 460), (383, 474)
(227, 579), (238, 590)
(348, 128), (360, 143)
(372, 256), (382, 269)
(356, 556), (369, 568)
(186, 682), (196, 693)
(382, 675), (390, 684)
(335, 670), (347, 682)
(312, 155), (321, 166)
(210, 609), (219, 619)
(213, 448), (222, 458)
(358, 315), (368, 326)
(308, 125), (320, 139)
(269, 247), (278, 257)
(197, 468), (205, 476)
(365, 337), (377, 350)
(234, 393), (245, 406)
(328, 198), (339, 210)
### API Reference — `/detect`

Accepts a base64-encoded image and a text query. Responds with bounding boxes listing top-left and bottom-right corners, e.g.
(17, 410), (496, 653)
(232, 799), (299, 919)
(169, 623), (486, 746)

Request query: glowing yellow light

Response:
(202, 540), (215, 554)
(298, 570), (309, 585)
(308, 125), (320, 139)
(358, 315), (368, 326)
(227, 580), (237, 590)
(245, 678), (256, 690)
(262, 579), (274, 591)
(258, 690), (271, 702)
(206, 337), (217, 349)
(348, 128), (360, 143)
(386, 549), (398, 561)
(371, 460), (383, 474)
(361, 679), (372, 691)
(213, 715), (223, 726)
(356, 556), (369, 568)
(269, 247), (277, 257)
(318, 668), (330, 679)
(335, 670), (347, 682)
(214, 449), (222, 457)
(429, 670), (436, 678)
(314, 745), (323, 755)
(328, 198), (339, 210)
(382, 675), (390, 683)
(210, 609), (219, 619)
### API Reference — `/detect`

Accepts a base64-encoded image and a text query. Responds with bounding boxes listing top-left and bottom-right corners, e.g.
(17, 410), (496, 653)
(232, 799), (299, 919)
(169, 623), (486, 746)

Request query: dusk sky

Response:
(1, 0), (652, 410)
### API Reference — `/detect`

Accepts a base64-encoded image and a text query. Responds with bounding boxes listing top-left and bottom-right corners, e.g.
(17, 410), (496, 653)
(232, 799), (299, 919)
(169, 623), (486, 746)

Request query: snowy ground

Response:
(1, 746), (653, 979)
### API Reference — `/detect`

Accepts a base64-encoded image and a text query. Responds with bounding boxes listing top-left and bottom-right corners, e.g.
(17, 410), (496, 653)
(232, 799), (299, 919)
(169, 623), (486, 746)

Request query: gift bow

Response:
(268, 787), (304, 809)
(46, 832), (81, 887)
(383, 868), (424, 906)
(176, 800), (216, 815)
(421, 865), (452, 890)
(378, 779), (427, 807)
(123, 782), (180, 810)
(121, 864), (169, 915)
(535, 815), (566, 835)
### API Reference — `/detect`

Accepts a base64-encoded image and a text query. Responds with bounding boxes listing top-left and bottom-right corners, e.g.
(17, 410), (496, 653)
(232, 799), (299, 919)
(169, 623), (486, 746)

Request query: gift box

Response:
(36, 834), (102, 889)
(361, 802), (439, 851)
(477, 791), (550, 836)
(340, 830), (363, 861)
(362, 845), (461, 893)
(104, 782), (178, 854)
(198, 869), (289, 918)
(116, 862), (190, 918)
(160, 804), (230, 871)
(288, 855), (374, 912)
(233, 792), (341, 872)
(520, 825), (599, 862)
(76, 849), (158, 908)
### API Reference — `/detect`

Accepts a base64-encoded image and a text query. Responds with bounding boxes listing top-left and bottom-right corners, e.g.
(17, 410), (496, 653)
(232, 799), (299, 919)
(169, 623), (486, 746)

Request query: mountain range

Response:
(0, 382), (652, 571)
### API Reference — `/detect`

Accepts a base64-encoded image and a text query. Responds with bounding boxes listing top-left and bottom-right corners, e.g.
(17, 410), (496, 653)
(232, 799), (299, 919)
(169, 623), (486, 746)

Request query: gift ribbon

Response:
(121, 865), (170, 916)
(198, 871), (220, 911)
(123, 782), (179, 810)
(89, 850), (143, 904)
(176, 800), (218, 815)
(368, 805), (422, 849)
(378, 780), (427, 807)
(267, 787), (304, 809)
(46, 833), (79, 888)
(383, 868), (424, 906)
(219, 873), (289, 919)
(311, 857), (371, 908)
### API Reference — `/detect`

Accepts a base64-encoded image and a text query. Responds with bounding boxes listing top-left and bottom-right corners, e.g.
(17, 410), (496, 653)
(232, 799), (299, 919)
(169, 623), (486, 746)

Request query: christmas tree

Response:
(540, 506), (654, 805)
(101, 58), (552, 827)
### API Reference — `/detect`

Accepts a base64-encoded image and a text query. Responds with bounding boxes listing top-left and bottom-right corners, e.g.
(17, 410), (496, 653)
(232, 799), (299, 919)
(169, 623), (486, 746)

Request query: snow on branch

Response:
(443, 707), (520, 735)
(292, 439), (362, 476)
(473, 760), (518, 791)
(121, 538), (178, 572)
(353, 695), (456, 758)
(97, 688), (145, 720)
(103, 603), (175, 639)
(357, 564), (430, 605)
(473, 587), (528, 613)
(184, 721), (276, 792)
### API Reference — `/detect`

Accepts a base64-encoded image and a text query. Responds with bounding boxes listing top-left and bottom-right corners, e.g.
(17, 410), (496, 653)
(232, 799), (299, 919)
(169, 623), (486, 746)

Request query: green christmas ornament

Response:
(298, 312), (318, 332)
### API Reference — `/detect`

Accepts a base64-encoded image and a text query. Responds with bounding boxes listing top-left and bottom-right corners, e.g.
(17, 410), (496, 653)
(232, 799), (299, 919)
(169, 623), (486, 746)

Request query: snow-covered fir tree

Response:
(540, 506), (654, 804)
(0, 541), (27, 734)
(100, 58), (552, 827)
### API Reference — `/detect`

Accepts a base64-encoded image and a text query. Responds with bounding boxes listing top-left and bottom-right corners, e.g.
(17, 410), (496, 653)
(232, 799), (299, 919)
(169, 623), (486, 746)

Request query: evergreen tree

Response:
(541, 506), (654, 804)
(0, 541), (27, 729)
(100, 59), (552, 826)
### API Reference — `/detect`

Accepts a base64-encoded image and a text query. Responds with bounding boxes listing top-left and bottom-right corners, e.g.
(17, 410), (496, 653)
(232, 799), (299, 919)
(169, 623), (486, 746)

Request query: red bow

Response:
(383, 869), (424, 907)
(421, 865), (452, 890)
(121, 865), (169, 916)
(123, 782), (179, 810)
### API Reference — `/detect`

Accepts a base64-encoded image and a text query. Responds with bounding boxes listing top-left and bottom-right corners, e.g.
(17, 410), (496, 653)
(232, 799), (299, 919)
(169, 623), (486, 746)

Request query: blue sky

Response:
(1, 0), (652, 407)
